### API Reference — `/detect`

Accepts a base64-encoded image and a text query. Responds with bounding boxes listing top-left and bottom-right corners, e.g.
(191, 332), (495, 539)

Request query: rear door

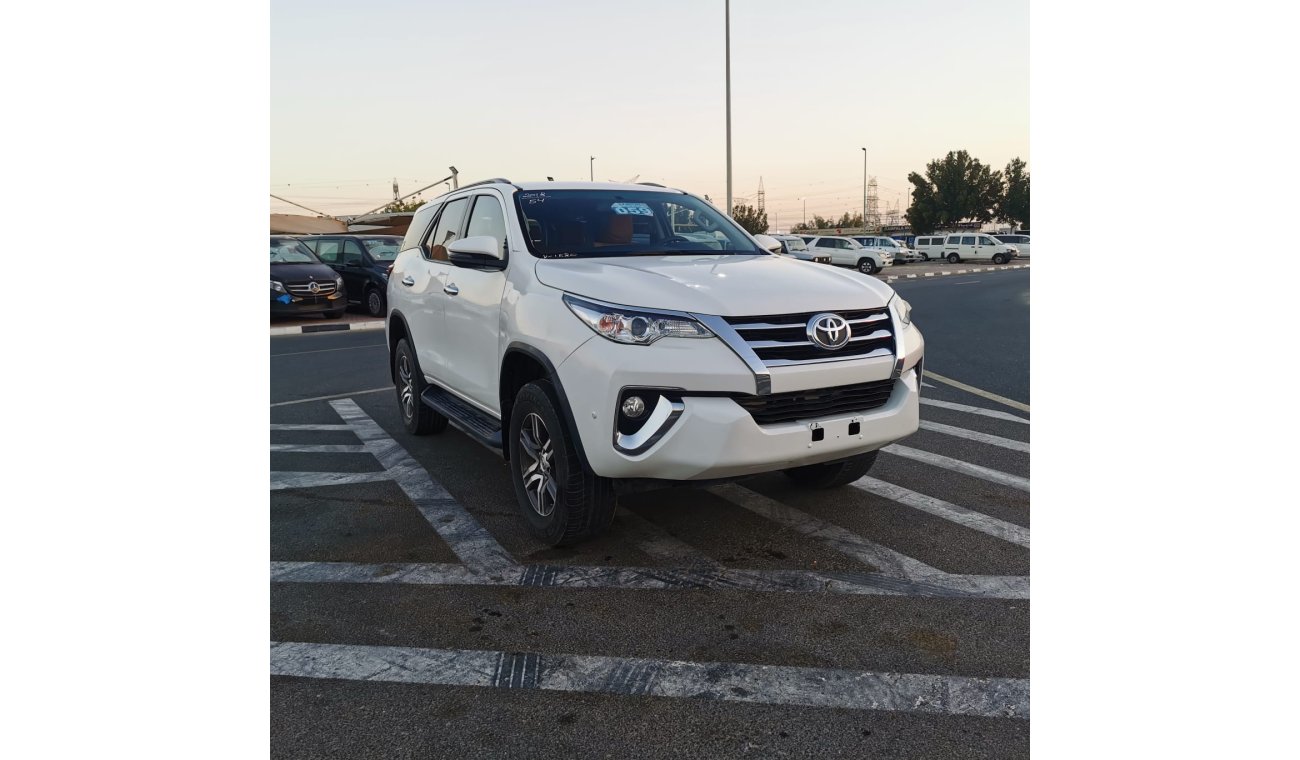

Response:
(439, 192), (511, 413)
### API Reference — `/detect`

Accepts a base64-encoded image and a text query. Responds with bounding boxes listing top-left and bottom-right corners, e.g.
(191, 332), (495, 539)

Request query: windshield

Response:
(514, 189), (765, 258)
(270, 238), (320, 264)
(362, 237), (401, 261)
(783, 237), (808, 251)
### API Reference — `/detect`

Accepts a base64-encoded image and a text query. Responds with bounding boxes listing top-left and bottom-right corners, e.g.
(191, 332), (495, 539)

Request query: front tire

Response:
(857, 258), (878, 275)
(947, 253), (961, 264)
(393, 339), (448, 435)
(921, 253), (930, 261)
(992, 253), (1007, 265)
(366, 287), (386, 318)
(508, 380), (617, 546)
(784, 451), (879, 489)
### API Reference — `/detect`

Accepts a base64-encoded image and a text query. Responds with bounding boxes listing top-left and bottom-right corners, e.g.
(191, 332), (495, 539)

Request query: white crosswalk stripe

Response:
(919, 420), (1030, 453)
(883, 444), (1030, 492)
(270, 444), (370, 453)
(852, 476), (1029, 548)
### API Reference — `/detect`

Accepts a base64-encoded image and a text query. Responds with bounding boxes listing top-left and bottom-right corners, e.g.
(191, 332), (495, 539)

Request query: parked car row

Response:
(269, 237), (347, 319)
(913, 233), (1023, 264)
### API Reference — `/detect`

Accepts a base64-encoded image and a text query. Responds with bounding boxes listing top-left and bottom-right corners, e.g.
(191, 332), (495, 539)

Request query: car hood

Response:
(270, 262), (338, 282)
(533, 254), (895, 316)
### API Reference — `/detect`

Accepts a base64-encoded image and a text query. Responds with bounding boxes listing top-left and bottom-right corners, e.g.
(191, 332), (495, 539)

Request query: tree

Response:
(382, 195), (424, 213)
(904, 150), (1003, 234)
(730, 203), (768, 235)
(997, 157), (1030, 230)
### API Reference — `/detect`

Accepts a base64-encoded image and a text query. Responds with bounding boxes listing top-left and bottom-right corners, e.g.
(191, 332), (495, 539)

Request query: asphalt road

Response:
(270, 271), (1030, 759)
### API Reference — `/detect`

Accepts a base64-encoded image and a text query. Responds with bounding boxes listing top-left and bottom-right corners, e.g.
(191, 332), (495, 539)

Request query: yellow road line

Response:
(924, 371), (1030, 413)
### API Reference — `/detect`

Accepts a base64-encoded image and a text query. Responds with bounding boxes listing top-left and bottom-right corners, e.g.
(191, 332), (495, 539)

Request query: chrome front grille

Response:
(722, 308), (895, 367)
(286, 281), (337, 296)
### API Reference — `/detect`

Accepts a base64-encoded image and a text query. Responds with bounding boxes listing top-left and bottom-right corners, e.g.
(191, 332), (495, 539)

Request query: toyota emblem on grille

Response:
(806, 312), (851, 350)
(308, 281), (321, 294)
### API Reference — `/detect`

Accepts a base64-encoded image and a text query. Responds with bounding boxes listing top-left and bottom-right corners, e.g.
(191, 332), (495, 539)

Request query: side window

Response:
(315, 239), (342, 264)
(979, 236), (995, 246)
(961, 236), (977, 245)
(426, 197), (469, 261)
(465, 195), (508, 257)
(836, 239), (852, 249)
(946, 236), (959, 245)
(299, 238), (319, 253)
(402, 204), (439, 252)
(815, 239), (833, 248)
(342, 240), (364, 265)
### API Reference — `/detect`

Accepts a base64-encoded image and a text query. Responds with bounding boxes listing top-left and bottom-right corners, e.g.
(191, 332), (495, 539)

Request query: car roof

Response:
(511, 181), (687, 193)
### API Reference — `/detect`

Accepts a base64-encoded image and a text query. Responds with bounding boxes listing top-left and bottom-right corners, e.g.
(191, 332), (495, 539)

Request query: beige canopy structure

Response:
(270, 214), (347, 235)
(269, 212), (416, 237)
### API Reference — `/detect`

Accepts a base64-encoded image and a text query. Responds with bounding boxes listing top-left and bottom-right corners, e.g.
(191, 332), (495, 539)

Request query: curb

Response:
(883, 263), (1030, 283)
(270, 320), (385, 337)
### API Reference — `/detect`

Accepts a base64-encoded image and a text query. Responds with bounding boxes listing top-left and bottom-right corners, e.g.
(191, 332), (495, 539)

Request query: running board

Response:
(420, 385), (503, 452)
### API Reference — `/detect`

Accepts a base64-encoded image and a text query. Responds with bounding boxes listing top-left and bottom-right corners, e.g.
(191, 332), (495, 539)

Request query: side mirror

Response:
(753, 234), (783, 254)
(447, 235), (507, 269)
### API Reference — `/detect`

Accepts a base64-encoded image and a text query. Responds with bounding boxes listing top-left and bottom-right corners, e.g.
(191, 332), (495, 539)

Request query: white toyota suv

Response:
(387, 180), (924, 545)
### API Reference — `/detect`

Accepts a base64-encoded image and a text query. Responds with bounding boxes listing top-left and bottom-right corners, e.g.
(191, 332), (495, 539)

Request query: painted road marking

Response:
(270, 560), (1030, 599)
(270, 444), (370, 453)
(923, 371), (1030, 413)
(711, 484), (942, 581)
(271, 343), (386, 358)
(919, 420), (1030, 453)
(921, 398), (1029, 424)
(618, 510), (723, 569)
(270, 471), (392, 491)
(883, 445), (1030, 492)
(852, 477), (1029, 548)
(269, 423), (353, 431)
(330, 399), (516, 574)
(271, 387), (390, 408)
(270, 641), (1028, 718)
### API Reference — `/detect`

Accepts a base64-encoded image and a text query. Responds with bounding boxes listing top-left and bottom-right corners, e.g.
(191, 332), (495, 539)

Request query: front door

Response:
(440, 192), (510, 414)
(341, 239), (368, 305)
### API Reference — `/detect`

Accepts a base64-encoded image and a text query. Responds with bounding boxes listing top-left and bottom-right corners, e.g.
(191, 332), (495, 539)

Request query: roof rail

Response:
(457, 177), (513, 191)
(637, 182), (665, 187)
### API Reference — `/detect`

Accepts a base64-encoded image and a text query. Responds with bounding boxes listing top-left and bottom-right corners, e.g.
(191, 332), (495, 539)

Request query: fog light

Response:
(621, 396), (647, 418)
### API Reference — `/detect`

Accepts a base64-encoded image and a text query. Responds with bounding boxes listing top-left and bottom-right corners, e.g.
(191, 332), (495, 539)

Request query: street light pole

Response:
(589, 156), (595, 182)
(862, 147), (867, 235)
(725, 0), (732, 216)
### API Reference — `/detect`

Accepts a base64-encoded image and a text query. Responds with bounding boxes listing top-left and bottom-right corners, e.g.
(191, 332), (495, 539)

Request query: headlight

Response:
(890, 294), (912, 326)
(335, 275), (344, 287)
(563, 294), (712, 345)
(270, 280), (285, 293)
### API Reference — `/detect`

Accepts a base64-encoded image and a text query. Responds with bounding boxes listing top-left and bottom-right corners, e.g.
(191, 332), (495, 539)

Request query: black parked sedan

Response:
(298, 235), (402, 317)
(270, 237), (346, 319)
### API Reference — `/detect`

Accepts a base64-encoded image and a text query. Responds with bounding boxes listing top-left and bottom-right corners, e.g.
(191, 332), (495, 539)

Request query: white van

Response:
(942, 233), (1019, 264)
(911, 235), (947, 261)
(992, 233), (1030, 258)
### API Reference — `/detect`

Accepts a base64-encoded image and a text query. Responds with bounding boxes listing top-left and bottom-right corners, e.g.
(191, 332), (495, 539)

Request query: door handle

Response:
(401, 275), (415, 286)
(443, 283), (460, 296)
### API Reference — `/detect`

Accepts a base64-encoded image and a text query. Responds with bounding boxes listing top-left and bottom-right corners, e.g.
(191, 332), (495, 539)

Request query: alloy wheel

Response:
(398, 353), (415, 422)
(519, 412), (558, 517)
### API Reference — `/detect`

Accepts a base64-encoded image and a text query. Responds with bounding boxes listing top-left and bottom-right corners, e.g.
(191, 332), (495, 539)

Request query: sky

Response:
(271, 0), (1028, 231)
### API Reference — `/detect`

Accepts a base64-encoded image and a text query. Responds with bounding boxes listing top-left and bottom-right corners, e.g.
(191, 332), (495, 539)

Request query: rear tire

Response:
(857, 258), (878, 275)
(508, 380), (617, 546)
(947, 253), (961, 264)
(365, 287), (386, 318)
(784, 451), (879, 489)
(394, 339), (448, 435)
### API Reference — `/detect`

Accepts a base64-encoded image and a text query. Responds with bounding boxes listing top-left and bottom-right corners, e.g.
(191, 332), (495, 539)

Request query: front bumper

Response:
(270, 290), (346, 315)
(556, 323), (924, 481)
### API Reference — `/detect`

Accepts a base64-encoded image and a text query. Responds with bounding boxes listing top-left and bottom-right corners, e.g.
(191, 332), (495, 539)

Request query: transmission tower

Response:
(756, 177), (765, 214)
(865, 177), (881, 231)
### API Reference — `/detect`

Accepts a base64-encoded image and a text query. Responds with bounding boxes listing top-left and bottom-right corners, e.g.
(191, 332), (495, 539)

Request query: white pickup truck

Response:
(387, 180), (924, 545)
